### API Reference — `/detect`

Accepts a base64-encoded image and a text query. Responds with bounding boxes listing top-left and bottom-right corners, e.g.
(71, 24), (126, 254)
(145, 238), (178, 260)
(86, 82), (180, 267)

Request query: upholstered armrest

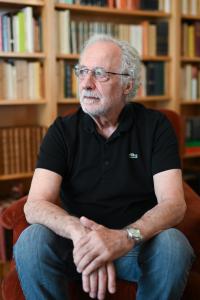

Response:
(177, 183), (200, 249)
(176, 182), (200, 273)
(0, 196), (29, 245)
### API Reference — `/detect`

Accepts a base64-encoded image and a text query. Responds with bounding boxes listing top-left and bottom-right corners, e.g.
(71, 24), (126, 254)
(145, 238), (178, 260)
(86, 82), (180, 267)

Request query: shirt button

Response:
(104, 160), (109, 166)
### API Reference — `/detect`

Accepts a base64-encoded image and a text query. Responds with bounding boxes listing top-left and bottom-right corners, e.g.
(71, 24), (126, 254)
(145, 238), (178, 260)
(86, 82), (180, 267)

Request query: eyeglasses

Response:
(74, 64), (130, 82)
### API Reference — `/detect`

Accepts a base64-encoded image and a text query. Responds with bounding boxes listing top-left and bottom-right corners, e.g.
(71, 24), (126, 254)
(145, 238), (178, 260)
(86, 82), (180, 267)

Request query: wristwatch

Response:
(125, 227), (143, 244)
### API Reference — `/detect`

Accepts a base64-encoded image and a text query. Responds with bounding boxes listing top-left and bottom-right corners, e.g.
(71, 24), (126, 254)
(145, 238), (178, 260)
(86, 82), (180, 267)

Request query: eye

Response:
(79, 68), (88, 75)
(94, 68), (106, 78)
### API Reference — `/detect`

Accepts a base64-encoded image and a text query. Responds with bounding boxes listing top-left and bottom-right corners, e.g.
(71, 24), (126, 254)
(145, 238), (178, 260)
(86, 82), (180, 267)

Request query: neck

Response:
(90, 107), (124, 139)
(95, 118), (118, 139)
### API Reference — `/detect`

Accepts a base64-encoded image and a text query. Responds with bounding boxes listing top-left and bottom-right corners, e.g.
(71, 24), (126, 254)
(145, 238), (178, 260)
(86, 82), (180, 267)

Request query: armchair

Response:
(1, 109), (200, 300)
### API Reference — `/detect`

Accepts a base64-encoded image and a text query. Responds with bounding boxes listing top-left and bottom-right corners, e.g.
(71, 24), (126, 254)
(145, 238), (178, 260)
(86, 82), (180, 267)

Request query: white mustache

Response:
(81, 91), (100, 99)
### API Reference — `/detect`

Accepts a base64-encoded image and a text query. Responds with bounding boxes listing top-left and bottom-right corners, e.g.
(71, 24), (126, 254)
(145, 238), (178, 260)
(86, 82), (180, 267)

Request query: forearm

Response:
(24, 199), (80, 240)
(130, 199), (186, 241)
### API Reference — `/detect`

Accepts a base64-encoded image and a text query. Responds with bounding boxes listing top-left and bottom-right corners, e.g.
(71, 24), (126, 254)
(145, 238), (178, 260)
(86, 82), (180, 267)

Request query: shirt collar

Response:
(81, 103), (135, 134)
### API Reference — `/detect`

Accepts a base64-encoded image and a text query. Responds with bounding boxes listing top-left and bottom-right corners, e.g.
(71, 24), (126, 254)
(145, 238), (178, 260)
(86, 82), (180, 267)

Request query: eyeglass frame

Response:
(74, 64), (130, 82)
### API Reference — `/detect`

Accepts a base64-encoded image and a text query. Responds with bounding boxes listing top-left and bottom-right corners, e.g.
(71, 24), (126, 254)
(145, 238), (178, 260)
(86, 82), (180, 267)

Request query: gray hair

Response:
(80, 34), (141, 101)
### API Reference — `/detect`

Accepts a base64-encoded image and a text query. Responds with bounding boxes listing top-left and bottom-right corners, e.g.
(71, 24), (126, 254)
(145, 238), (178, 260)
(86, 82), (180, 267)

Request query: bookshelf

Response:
(179, 0), (200, 161)
(0, 0), (54, 201)
(0, 1), (199, 207)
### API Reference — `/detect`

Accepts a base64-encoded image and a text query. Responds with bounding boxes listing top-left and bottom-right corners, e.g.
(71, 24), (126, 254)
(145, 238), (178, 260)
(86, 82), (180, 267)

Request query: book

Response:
(156, 21), (168, 55)
(0, 126), (47, 176)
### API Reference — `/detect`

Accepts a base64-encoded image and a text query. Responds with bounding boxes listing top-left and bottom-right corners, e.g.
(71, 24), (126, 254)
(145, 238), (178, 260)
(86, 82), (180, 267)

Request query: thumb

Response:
(80, 216), (100, 230)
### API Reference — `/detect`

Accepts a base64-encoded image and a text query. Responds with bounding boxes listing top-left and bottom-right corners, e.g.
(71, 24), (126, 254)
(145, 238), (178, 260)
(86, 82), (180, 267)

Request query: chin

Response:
(81, 105), (106, 117)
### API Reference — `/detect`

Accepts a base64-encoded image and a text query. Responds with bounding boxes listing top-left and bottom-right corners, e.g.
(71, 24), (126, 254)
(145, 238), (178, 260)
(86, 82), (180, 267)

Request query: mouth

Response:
(82, 95), (100, 103)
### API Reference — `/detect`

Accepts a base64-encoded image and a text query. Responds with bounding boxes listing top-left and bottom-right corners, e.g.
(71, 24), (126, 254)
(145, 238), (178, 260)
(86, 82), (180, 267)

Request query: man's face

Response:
(78, 41), (127, 118)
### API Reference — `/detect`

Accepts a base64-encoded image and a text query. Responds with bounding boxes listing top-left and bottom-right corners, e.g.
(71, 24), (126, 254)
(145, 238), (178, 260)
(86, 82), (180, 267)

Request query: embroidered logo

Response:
(129, 153), (138, 159)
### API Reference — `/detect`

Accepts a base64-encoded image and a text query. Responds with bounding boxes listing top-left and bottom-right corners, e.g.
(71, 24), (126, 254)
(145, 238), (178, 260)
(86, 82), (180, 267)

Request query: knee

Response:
(14, 224), (54, 264)
(158, 228), (194, 257)
(146, 228), (195, 268)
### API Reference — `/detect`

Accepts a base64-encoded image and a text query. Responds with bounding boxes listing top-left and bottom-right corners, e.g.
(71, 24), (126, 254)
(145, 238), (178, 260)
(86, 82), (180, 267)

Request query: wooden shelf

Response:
(181, 56), (200, 62)
(57, 54), (79, 60)
(55, 3), (171, 18)
(135, 95), (170, 102)
(0, 52), (45, 59)
(58, 98), (79, 104)
(142, 56), (171, 61)
(183, 152), (200, 159)
(0, 99), (47, 105)
(0, 172), (33, 181)
(181, 100), (200, 105)
(182, 14), (200, 20)
(57, 54), (171, 61)
(0, 0), (44, 6)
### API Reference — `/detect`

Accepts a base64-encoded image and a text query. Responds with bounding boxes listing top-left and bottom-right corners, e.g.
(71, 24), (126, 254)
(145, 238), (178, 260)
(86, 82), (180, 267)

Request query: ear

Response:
(123, 79), (133, 95)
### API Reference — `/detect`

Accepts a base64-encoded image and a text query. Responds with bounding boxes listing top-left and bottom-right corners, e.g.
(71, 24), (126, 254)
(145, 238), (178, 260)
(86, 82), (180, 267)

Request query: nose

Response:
(81, 71), (96, 89)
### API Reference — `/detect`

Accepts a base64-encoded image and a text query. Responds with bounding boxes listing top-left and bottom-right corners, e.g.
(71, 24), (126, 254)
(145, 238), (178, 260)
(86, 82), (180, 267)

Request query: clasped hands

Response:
(72, 216), (134, 300)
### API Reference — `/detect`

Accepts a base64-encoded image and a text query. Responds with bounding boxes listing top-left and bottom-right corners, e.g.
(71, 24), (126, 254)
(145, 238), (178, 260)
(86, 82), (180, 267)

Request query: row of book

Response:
(181, 64), (200, 101)
(0, 60), (43, 100)
(59, 61), (166, 99)
(185, 116), (200, 155)
(57, 11), (168, 56)
(56, 0), (171, 12)
(181, 0), (200, 15)
(140, 62), (165, 96)
(181, 22), (200, 57)
(0, 6), (42, 53)
(186, 116), (200, 141)
(0, 126), (47, 176)
(58, 61), (78, 98)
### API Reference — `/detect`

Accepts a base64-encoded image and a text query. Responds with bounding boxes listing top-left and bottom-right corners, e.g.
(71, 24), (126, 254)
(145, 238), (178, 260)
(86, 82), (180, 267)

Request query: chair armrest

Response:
(176, 181), (200, 272)
(0, 196), (29, 245)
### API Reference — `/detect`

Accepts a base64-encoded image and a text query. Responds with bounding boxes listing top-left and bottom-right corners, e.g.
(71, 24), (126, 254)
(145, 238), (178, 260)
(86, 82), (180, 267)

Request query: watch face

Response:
(127, 228), (142, 241)
(132, 228), (140, 238)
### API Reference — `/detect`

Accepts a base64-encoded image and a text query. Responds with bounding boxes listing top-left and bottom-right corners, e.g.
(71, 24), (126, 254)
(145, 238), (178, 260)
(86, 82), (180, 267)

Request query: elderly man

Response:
(14, 34), (194, 300)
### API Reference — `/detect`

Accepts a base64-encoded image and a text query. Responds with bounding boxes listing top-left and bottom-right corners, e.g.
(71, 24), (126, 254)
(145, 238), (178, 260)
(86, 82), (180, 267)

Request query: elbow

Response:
(24, 201), (35, 224)
(177, 201), (187, 224)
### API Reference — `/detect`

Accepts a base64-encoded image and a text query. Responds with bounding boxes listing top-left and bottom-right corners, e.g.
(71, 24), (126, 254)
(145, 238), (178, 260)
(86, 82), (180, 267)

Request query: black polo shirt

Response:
(37, 103), (181, 229)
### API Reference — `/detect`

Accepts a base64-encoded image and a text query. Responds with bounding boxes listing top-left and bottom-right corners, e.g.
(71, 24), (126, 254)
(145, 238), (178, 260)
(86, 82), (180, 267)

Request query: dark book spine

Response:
(156, 21), (169, 55)
(195, 22), (200, 56)
(154, 62), (164, 95)
(140, 0), (158, 10)
(64, 62), (72, 98)
(146, 62), (156, 95)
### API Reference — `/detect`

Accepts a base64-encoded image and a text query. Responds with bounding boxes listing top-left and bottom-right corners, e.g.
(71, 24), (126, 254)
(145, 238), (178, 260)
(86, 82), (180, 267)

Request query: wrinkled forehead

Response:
(80, 41), (122, 70)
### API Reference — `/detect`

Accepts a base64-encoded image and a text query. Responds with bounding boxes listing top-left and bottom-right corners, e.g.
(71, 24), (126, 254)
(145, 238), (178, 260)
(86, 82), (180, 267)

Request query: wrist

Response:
(124, 227), (143, 245)
(65, 216), (82, 239)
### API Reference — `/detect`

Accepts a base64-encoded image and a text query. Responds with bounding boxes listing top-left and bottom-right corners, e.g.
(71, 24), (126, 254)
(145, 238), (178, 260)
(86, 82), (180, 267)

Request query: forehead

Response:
(80, 41), (122, 69)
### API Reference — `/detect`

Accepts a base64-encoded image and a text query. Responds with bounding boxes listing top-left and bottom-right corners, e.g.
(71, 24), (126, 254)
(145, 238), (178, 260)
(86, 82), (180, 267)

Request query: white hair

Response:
(80, 34), (141, 101)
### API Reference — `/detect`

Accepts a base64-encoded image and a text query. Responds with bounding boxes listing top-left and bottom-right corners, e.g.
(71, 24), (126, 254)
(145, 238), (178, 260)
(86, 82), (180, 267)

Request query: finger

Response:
(73, 240), (92, 266)
(73, 235), (90, 258)
(82, 274), (90, 293)
(89, 271), (98, 299)
(98, 266), (107, 300)
(80, 216), (100, 230)
(107, 262), (116, 294)
(82, 256), (104, 275)
(76, 251), (97, 273)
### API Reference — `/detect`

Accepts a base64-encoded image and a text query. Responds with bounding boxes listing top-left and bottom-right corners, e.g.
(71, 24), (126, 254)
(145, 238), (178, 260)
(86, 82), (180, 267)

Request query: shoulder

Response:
(53, 108), (81, 129)
(49, 108), (83, 137)
(130, 102), (169, 129)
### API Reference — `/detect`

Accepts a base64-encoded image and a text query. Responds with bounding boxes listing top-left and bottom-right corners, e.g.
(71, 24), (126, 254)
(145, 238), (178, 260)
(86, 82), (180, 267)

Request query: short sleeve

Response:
(152, 113), (181, 175)
(36, 117), (69, 177)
